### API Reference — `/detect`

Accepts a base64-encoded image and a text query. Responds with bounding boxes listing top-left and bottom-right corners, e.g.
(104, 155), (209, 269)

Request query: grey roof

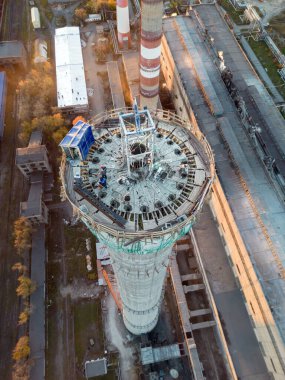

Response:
(107, 61), (125, 109)
(122, 52), (140, 101)
(28, 130), (43, 147)
(85, 358), (107, 378)
(30, 225), (46, 380)
(21, 178), (43, 217)
(0, 41), (25, 58)
(141, 344), (181, 365)
(16, 145), (47, 165)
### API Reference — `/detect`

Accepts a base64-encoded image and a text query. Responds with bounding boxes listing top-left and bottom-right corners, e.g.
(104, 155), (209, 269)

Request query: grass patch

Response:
(64, 223), (98, 282)
(74, 300), (104, 367)
(217, 0), (247, 25)
(46, 261), (63, 380)
(247, 38), (285, 99)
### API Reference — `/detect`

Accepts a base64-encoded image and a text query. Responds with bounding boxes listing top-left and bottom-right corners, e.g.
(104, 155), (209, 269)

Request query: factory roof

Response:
(84, 358), (107, 378)
(122, 52), (140, 101)
(141, 344), (181, 365)
(16, 145), (47, 165)
(107, 61), (125, 109)
(55, 27), (88, 109)
(21, 174), (43, 217)
(0, 41), (25, 58)
(28, 130), (43, 147)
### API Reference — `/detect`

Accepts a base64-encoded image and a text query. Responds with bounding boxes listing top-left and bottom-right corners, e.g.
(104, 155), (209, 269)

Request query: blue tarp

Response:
(59, 120), (95, 160)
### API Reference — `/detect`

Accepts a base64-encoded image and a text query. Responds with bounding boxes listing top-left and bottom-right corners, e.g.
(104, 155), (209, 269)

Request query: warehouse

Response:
(55, 27), (88, 115)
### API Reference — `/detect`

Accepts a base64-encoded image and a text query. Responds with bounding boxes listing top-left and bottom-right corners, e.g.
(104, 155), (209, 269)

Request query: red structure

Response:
(116, 0), (131, 49)
(139, 0), (163, 109)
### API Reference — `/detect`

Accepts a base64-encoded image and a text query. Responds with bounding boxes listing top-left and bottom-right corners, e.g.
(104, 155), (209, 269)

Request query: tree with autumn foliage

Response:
(12, 336), (30, 361)
(14, 217), (32, 255)
(72, 115), (86, 125)
(16, 276), (36, 299)
(12, 358), (32, 380)
(18, 62), (55, 122)
(19, 113), (68, 144)
(12, 262), (27, 275)
(12, 359), (31, 380)
(74, 7), (87, 21)
(18, 307), (31, 326)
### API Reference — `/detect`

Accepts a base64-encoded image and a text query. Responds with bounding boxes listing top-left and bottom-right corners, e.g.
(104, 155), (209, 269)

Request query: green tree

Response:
(12, 336), (30, 361)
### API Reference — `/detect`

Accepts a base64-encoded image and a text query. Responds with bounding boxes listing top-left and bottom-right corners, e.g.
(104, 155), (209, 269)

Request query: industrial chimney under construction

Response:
(59, 105), (214, 334)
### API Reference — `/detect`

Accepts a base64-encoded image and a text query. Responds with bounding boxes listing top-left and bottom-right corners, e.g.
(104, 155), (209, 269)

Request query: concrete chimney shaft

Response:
(116, 0), (131, 49)
(140, 0), (163, 109)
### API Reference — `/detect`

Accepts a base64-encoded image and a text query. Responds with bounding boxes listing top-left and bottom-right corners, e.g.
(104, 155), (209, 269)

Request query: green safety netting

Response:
(82, 218), (194, 255)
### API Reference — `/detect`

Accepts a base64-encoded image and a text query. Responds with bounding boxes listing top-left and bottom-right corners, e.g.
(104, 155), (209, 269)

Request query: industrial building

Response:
(31, 7), (41, 29)
(0, 41), (27, 68)
(51, 0), (285, 378)
(0, 71), (7, 141)
(60, 104), (214, 335)
(16, 131), (52, 178)
(107, 61), (125, 109)
(55, 27), (88, 114)
(160, 5), (285, 377)
(20, 172), (49, 225)
(33, 38), (48, 64)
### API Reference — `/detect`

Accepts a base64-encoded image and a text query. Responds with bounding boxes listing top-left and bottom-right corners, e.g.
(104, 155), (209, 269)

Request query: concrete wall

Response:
(160, 36), (285, 378)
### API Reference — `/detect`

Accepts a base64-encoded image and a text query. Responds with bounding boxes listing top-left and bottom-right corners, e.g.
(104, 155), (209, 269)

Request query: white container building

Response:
(54, 27), (88, 114)
(31, 7), (41, 29)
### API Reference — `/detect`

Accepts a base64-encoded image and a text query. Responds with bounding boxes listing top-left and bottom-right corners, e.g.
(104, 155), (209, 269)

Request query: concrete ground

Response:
(103, 294), (138, 380)
(246, 0), (285, 24)
(194, 205), (269, 380)
(81, 24), (108, 117)
(46, 209), (75, 380)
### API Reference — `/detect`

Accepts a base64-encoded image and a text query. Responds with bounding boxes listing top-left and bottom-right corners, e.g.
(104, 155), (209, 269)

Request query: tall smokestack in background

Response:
(116, 0), (131, 49)
(140, 0), (163, 109)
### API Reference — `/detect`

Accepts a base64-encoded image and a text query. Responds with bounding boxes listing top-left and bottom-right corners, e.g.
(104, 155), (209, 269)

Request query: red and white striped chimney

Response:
(116, 0), (131, 49)
(140, 0), (163, 109)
